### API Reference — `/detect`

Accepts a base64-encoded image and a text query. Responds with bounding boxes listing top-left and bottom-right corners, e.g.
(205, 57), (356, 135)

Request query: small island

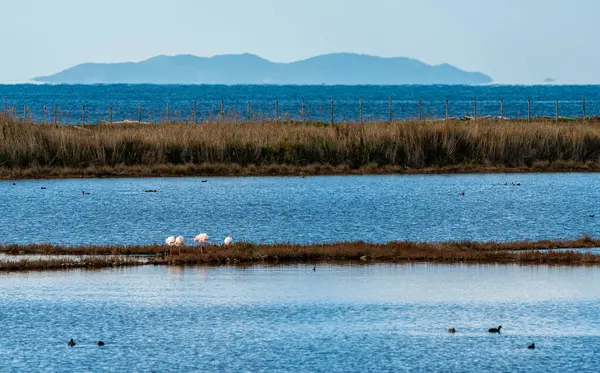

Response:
(33, 53), (493, 85)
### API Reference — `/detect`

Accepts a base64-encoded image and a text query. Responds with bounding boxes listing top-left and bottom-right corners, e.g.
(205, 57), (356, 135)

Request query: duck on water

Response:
(488, 326), (502, 333)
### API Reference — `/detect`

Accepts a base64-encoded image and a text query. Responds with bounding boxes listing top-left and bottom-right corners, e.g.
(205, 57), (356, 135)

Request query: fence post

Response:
(54, 104), (57, 126)
(528, 99), (532, 122)
(220, 100), (225, 121)
(474, 99), (477, 120)
(555, 100), (559, 123)
(44, 105), (48, 124)
(247, 101), (251, 122)
(359, 97), (363, 124)
(109, 104), (113, 124)
(583, 97), (586, 120)
(500, 99), (504, 119)
(23, 104), (27, 121)
(418, 99), (422, 121)
(331, 99), (335, 126)
(166, 104), (169, 123)
(445, 99), (449, 121)
(138, 104), (141, 125)
(301, 99), (306, 123)
(389, 97), (393, 122)
(275, 100), (279, 122)
(193, 100), (197, 124)
(81, 104), (85, 126)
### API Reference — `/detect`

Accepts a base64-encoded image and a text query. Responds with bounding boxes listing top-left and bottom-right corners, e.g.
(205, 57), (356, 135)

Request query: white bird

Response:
(174, 236), (185, 254)
(192, 233), (209, 254)
(224, 236), (233, 246)
(165, 236), (176, 246)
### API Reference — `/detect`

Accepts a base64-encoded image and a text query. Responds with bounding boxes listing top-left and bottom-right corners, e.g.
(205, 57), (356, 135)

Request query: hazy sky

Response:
(1, 0), (598, 84)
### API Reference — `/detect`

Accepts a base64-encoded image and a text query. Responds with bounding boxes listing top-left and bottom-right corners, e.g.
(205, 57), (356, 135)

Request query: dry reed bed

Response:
(3, 116), (600, 178)
(2, 237), (600, 267)
(0, 256), (146, 272)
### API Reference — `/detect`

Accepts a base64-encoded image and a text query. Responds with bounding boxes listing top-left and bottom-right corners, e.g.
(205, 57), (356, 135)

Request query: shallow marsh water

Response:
(1, 264), (599, 372)
(0, 173), (599, 245)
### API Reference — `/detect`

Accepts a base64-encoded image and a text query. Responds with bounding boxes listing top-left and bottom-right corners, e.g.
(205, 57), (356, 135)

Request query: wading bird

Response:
(193, 233), (209, 253)
(224, 236), (233, 246)
(175, 236), (185, 254)
(166, 236), (176, 255)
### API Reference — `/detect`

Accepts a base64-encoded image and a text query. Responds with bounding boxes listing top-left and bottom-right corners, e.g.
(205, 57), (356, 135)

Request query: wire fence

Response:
(1, 98), (597, 125)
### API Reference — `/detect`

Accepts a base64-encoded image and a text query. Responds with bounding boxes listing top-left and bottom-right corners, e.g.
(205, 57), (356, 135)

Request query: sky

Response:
(1, 0), (599, 84)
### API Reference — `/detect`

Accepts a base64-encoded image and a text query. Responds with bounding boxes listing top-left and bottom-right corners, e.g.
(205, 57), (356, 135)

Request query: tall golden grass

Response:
(3, 115), (600, 178)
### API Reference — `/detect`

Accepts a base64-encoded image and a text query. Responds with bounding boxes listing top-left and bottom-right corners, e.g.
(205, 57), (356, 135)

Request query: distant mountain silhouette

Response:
(33, 53), (493, 85)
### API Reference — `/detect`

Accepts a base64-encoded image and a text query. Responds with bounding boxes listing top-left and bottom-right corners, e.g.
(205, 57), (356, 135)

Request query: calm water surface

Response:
(0, 264), (599, 372)
(0, 173), (598, 245)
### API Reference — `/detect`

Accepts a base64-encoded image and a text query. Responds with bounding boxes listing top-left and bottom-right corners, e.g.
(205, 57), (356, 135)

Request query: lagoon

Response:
(1, 264), (599, 372)
(0, 173), (598, 246)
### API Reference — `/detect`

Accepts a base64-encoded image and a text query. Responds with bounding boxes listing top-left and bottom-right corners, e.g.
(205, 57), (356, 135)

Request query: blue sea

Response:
(1, 84), (600, 123)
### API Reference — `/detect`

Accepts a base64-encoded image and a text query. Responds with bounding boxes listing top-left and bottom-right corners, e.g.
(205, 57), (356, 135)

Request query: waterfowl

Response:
(528, 343), (535, 349)
(98, 341), (105, 346)
(448, 328), (456, 333)
(144, 190), (159, 193)
(67, 338), (76, 347)
(313, 266), (316, 272)
(41, 187), (47, 190)
(488, 326), (502, 333)
(458, 192), (465, 196)
(81, 191), (90, 195)
(224, 236), (233, 246)
(590, 215), (595, 218)
(201, 180), (208, 183)
(175, 236), (185, 254)
(193, 233), (209, 253)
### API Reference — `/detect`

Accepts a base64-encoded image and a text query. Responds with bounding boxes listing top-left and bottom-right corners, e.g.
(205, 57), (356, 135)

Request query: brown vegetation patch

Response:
(3, 116), (600, 179)
(0, 256), (147, 272)
(2, 236), (600, 269)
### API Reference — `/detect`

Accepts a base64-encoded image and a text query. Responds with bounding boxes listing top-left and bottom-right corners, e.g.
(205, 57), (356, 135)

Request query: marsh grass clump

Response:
(0, 256), (146, 272)
(3, 116), (600, 178)
(3, 236), (600, 269)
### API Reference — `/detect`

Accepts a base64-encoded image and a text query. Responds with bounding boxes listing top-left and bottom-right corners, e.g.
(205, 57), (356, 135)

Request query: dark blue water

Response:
(1, 84), (599, 124)
(1, 264), (600, 372)
(1, 174), (598, 246)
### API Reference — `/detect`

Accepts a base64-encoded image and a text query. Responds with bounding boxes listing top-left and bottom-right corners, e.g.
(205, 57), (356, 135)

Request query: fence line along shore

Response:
(2, 98), (597, 126)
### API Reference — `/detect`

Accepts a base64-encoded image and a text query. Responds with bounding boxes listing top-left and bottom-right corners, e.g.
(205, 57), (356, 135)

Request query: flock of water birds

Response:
(164, 233), (233, 254)
(448, 326), (535, 349)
